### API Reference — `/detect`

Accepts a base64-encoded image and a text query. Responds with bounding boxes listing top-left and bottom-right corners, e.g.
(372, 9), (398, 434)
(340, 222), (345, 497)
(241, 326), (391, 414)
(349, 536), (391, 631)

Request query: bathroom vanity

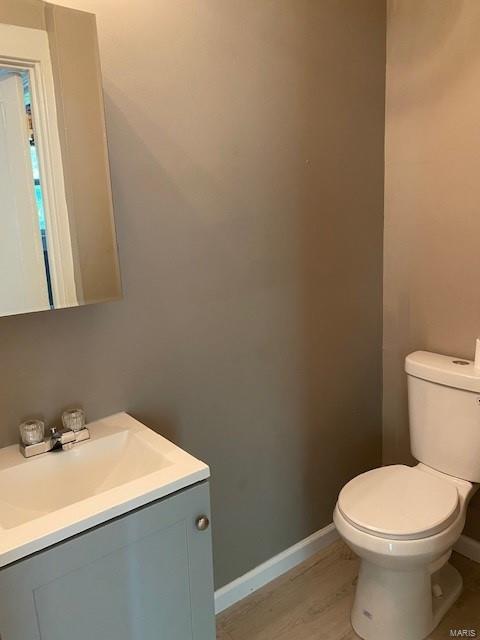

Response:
(0, 413), (215, 640)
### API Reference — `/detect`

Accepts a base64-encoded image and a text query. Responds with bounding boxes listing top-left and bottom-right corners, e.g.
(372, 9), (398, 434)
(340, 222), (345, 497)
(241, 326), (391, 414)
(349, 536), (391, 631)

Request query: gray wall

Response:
(0, 0), (385, 587)
(0, 0), (45, 29)
(384, 0), (480, 538)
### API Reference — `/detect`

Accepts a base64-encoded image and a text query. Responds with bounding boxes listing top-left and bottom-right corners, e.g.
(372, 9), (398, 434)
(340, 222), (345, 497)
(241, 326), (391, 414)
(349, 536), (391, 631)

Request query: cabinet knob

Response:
(195, 515), (210, 531)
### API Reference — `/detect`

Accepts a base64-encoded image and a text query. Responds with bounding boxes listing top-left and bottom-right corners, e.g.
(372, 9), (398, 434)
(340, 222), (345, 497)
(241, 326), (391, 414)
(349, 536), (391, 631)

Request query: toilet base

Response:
(351, 560), (462, 640)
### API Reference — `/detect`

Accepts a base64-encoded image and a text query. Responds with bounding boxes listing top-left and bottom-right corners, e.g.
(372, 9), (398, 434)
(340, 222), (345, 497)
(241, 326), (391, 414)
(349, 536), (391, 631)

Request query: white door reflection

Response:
(0, 23), (78, 316)
(0, 69), (52, 315)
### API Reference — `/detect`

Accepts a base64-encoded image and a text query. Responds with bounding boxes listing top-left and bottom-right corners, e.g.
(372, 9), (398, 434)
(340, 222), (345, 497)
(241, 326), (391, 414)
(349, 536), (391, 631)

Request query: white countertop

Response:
(0, 412), (209, 567)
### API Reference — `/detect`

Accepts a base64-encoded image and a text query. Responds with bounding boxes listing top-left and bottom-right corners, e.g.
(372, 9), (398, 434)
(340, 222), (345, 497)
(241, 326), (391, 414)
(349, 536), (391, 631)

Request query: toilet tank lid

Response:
(405, 351), (480, 393)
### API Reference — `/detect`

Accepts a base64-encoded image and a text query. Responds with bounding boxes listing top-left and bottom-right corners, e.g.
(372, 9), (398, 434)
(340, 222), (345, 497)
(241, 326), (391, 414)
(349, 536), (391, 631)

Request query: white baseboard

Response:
(454, 534), (480, 564)
(214, 527), (479, 615)
(214, 522), (339, 614)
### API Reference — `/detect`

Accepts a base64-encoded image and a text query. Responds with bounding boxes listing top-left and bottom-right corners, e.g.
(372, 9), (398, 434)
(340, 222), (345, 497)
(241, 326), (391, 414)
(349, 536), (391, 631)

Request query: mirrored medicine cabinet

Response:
(0, 0), (121, 317)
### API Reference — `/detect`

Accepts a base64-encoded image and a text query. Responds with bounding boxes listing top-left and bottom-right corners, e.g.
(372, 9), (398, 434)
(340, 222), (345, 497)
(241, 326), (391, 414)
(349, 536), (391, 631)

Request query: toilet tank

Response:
(406, 351), (480, 482)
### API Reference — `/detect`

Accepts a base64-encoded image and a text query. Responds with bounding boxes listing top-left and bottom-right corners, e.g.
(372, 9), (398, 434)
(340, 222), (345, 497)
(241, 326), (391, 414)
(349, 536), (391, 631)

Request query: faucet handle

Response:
(62, 408), (86, 432)
(19, 420), (45, 446)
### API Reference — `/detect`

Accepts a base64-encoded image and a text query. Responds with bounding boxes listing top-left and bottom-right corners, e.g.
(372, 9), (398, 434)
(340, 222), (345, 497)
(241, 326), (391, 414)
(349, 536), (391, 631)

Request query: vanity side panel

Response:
(44, 3), (121, 305)
(0, 481), (215, 640)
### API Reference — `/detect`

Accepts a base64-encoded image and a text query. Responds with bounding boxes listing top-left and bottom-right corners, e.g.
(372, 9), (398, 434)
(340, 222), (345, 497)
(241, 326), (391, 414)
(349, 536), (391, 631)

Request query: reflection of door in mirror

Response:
(0, 22), (78, 316)
(0, 71), (52, 316)
(0, 5), (122, 318)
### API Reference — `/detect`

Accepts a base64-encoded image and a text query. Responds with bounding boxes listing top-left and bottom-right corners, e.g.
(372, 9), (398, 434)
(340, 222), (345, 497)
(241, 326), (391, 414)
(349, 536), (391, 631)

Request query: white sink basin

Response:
(0, 413), (209, 567)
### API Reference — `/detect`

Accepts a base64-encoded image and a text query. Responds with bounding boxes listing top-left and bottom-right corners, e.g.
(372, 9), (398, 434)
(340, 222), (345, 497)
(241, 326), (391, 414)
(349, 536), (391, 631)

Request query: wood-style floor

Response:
(217, 541), (480, 640)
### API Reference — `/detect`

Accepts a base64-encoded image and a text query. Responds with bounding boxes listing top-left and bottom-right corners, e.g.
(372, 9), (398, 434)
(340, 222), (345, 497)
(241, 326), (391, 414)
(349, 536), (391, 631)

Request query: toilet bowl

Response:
(334, 463), (476, 640)
(334, 351), (480, 640)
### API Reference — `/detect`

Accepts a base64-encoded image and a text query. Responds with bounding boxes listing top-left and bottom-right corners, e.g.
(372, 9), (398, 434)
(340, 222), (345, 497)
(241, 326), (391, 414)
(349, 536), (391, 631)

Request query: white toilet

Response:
(334, 350), (480, 640)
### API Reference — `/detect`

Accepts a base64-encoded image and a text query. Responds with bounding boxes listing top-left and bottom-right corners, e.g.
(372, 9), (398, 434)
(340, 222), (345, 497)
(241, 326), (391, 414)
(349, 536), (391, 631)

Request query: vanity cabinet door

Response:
(0, 481), (215, 640)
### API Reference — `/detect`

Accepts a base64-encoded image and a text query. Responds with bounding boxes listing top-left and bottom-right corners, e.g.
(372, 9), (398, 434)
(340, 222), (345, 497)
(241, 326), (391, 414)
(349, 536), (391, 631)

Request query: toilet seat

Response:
(338, 465), (459, 540)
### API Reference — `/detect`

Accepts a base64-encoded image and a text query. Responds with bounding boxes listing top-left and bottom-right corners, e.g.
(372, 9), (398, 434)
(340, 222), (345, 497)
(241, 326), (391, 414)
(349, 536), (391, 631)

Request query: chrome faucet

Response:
(20, 425), (90, 458)
(50, 426), (82, 450)
(19, 410), (90, 458)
